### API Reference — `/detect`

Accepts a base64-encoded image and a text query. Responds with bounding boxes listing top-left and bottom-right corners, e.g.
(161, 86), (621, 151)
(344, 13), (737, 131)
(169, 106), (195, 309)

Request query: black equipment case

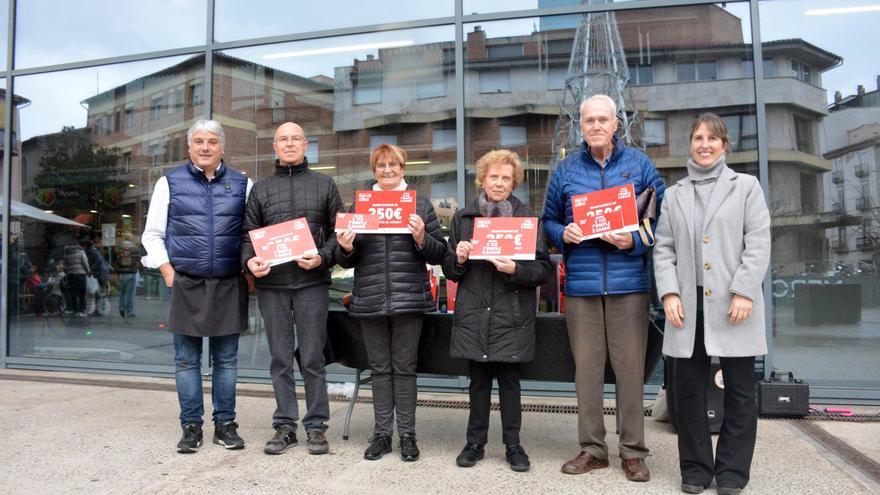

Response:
(759, 371), (809, 417)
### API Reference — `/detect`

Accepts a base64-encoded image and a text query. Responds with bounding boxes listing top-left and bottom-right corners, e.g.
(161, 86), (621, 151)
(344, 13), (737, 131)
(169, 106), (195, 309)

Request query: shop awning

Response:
(0, 197), (88, 228)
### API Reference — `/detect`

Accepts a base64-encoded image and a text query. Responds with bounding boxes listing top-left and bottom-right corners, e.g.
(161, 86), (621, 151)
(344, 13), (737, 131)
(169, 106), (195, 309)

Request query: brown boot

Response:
(621, 457), (650, 482)
(561, 451), (609, 474)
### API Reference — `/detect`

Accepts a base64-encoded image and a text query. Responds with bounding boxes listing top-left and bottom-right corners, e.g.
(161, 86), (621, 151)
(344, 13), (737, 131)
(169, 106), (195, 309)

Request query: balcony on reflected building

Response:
(831, 239), (848, 253)
(856, 196), (872, 211)
(857, 236), (876, 250)
(831, 170), (844, 184)
(855, 162), (870, 178)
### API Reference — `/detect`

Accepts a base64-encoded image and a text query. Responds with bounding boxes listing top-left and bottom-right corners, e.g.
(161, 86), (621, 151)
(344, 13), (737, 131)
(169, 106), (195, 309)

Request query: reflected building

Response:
(822, 79), (880, 272)
(72, 54), (336, 233)
(336, 4), (839, 271)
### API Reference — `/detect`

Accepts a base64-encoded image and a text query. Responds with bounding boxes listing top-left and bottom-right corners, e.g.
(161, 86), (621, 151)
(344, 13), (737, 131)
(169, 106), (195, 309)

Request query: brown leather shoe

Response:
(621, 458), (650, 482)
(561, 451), (609, 474)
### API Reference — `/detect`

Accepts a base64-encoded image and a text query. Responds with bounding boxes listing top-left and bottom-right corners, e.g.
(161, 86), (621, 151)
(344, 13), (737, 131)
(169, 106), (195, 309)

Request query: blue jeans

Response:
(173, 332), (240, 426)
(117, 273), (137, 315)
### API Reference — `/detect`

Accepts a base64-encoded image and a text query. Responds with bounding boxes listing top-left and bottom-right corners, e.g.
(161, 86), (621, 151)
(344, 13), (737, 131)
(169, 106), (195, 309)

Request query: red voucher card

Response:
(355, 190), (417, 233)
(469, 216), (539, 260)
(335, 213), (381, 233)
(248, 217), (318, 266)
(571, 184), (639, 241)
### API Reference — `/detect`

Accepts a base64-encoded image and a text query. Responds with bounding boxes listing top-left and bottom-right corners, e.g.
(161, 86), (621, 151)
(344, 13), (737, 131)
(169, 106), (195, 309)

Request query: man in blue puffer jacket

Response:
(542, 95), (665, 483)
(142, 119), (253, 454)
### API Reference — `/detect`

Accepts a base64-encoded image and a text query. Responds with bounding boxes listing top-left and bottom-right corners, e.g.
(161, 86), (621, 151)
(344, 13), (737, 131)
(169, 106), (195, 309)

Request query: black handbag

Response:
(636, 186), (657, 246)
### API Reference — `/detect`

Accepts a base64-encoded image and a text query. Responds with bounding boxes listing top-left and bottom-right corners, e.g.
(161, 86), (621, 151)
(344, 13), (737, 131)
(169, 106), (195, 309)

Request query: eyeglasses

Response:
(275, 135), (307, 145)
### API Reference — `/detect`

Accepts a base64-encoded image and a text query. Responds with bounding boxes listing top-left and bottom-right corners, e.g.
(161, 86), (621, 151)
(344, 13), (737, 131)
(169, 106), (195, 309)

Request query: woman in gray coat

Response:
(653, 113), (771, 495)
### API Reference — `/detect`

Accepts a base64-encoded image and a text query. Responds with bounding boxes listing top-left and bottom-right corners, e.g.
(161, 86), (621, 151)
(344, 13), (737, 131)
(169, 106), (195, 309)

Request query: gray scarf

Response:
(687, 154), (727, 286)
(478, 192), (513, 218)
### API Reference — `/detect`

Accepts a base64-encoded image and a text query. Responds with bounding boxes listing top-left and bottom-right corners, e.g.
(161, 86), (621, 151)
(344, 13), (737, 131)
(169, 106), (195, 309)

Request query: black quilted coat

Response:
(336, 195), (447, 317)
(241, 159), (343, 290)
(441, 196), (553, 363)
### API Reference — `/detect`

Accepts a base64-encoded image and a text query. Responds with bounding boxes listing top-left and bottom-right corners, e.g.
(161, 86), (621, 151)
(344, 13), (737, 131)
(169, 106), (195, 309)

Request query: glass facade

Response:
(1, 0), (878, 402)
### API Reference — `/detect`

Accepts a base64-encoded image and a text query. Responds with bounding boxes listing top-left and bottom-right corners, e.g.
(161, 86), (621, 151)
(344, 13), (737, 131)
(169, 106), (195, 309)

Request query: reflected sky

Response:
(14, 0), (205, 69)
(224, 25), (454, 81)
(215, 0), (453, 42)
(15, 56), (194, 141)
(6, 0), (878, 140)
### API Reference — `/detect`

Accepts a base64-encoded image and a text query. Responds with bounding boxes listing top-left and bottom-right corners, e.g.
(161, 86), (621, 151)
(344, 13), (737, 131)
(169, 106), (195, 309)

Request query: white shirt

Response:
(141, 163), (254, 269)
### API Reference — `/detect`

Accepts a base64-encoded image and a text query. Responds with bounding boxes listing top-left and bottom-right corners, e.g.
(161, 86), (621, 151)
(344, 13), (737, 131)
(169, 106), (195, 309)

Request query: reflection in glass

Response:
(216, 26), (456, 370)
(214, 0), (453, 42)
(760, 0), (880, 392)
(9, 56), (203, 365)
(14, 0), (206, 69)
(463, 4), (754, 384)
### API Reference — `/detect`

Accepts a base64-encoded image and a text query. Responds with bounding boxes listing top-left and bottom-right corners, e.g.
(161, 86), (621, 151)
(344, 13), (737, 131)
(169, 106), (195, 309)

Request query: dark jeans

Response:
(674, 308), (757, 489)
(466, 361), (522, 446)
(360, 314), (423, 437)
(258, 285), (330, 432)
(173, 332), (240, 426)
(67, 273), (87, 313)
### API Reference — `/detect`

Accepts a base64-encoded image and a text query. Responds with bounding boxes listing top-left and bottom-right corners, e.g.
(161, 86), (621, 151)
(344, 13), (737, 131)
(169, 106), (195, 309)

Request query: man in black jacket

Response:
(242, 121), (342, 456)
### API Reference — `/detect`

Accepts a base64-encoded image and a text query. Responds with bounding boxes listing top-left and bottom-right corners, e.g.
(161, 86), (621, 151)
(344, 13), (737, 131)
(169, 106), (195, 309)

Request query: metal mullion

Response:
(455, 0), (465, 208)
(1, 0), (17, 369)
(8, 45), (207, 78)
(211, 16), (458, 53)
(749, 0), (773, 380)
(459, 0), (739, 24)
(200, 0), (216, 379)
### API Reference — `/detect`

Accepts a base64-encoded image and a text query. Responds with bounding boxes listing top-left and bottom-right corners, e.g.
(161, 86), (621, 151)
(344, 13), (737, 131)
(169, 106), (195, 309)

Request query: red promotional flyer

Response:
(571, 184), (639, 241)
(469, 216), (539, 260)
(335, 212), (381, 233)
(247, 217), (318, 266)
(355, 190), (417, 233)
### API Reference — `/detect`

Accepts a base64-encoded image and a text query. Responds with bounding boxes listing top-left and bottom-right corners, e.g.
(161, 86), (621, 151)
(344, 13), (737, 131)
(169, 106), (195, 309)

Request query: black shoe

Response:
(307, 430), (329, 455)
(119, 310), (126, 318)
(505, 444), (530, 472)
(363, 435), (392, 460)
(681, 479), (705, 494)
(400, 433), (420, 462)
(455, 443), (485, 468)
(717, 481), (742, 495)
(213, 421), (245, 450)
(177, 422), (203, 453)
(264, 425), (297, 455)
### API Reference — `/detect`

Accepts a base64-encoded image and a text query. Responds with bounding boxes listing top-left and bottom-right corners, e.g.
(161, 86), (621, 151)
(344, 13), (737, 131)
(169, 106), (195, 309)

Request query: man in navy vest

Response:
(243, 121), (342, 456)
(543, 95), (665, 482)
(142, 119), (253, 454)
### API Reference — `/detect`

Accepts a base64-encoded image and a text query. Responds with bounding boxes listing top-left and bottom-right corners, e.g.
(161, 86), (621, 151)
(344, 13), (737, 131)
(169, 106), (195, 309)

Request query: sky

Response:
(3, 0), (877, 141)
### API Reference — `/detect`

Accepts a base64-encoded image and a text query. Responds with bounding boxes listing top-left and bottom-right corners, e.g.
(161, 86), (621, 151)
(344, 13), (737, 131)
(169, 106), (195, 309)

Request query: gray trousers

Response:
(258, 285), (330, 432)
(566, 293), (649, 459)
(359, 314), (423, 437)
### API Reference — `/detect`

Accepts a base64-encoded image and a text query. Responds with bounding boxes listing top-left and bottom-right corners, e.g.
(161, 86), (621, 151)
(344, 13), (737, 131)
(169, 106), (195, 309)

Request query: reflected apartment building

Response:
(821, 80), (880, 273)
(18, 5), (841, 274)
(336, 4), (840, 272)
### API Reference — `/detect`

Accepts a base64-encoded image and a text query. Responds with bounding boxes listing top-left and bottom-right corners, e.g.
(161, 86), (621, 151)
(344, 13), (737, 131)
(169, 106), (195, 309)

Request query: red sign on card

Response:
(355, 190), (417, 233)
(469, 217), (539, 260)
(571, 184), (639, 241)
(335, 213), (381, 233)
(248, 217), (318, 266)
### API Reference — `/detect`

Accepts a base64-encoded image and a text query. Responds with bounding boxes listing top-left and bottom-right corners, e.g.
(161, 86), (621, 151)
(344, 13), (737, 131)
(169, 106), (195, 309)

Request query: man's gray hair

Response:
(580, 94), (618, 118)
(187, 119), (225, 147)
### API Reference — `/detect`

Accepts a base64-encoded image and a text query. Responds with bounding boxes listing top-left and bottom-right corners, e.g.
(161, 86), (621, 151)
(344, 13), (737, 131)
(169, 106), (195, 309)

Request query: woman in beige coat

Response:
(653, 113), (771, 495)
